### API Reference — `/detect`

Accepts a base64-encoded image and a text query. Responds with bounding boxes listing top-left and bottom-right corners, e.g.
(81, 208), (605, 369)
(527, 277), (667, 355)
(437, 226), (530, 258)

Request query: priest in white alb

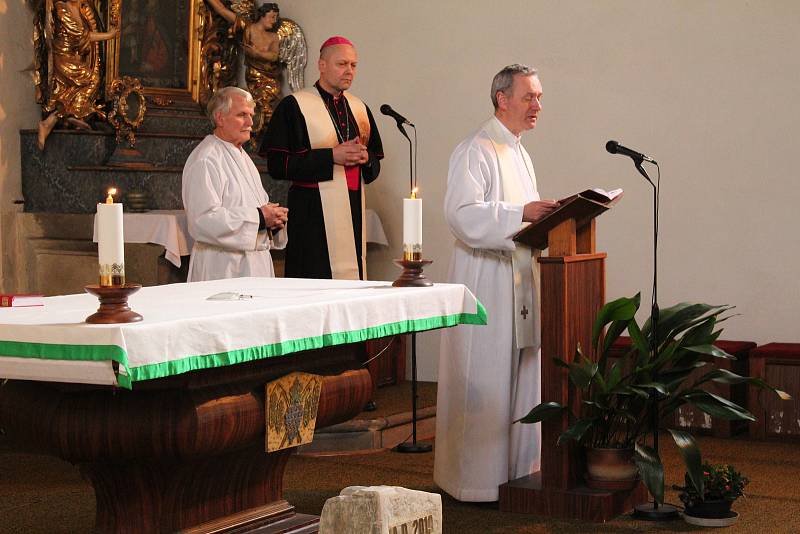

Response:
(434, 64), (560, 502)
(182, 86), (288, 282)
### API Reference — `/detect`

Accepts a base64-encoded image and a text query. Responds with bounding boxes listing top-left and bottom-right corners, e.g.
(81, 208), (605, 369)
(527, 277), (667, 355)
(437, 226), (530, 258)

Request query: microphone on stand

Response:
(380, 104), (415, 127)
(605, 140), (657, 164)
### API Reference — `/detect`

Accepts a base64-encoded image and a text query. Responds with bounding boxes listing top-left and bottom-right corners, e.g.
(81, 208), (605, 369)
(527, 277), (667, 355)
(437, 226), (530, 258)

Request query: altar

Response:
(0, 278), (484, 533)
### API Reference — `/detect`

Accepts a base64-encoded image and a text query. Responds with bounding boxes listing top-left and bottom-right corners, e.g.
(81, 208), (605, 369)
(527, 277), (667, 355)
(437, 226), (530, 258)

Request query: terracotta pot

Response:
(585, 447), (639, 490)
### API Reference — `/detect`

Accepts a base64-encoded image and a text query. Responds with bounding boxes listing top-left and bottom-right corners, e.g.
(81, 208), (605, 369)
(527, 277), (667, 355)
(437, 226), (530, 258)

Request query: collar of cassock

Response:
(315, 81), (344, 104)
(491, 116), (522, 147)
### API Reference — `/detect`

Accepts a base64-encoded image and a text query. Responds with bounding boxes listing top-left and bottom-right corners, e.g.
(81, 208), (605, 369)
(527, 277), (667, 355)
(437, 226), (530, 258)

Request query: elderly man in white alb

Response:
(434, 64), (560, 502)
(182, 86), (288, 282)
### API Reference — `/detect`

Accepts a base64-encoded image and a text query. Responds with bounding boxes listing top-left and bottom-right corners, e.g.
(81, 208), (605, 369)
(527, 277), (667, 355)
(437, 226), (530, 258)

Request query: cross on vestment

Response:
(520, 305), (529, 319)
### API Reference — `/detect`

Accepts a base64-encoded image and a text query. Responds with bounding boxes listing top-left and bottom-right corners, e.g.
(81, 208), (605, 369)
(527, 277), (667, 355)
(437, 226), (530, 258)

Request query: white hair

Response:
(207, 86), (254, 126)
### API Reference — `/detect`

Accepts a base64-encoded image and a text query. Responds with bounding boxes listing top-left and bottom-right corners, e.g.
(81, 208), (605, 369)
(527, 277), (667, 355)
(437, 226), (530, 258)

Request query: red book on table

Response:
(0, 294), (44, 307)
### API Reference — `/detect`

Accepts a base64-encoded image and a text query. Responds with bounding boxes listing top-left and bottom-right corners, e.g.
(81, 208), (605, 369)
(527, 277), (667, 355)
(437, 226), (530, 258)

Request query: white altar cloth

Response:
(92, 209), (388, 269)
(0, 278), (484, 389)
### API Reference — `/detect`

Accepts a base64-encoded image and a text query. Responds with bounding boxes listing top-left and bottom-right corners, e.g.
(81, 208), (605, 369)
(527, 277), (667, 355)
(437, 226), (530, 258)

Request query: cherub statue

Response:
(203, 0), (306, 141)
(32, 0), (119, 149)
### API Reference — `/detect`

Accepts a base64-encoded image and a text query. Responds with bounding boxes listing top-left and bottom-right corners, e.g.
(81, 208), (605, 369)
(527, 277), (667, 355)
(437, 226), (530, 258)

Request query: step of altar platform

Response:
(299, 381), (437, 454)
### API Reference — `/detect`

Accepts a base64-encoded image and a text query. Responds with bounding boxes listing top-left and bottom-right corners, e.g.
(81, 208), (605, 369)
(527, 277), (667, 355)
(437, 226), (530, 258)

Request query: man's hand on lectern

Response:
(522, 200), (560, 224)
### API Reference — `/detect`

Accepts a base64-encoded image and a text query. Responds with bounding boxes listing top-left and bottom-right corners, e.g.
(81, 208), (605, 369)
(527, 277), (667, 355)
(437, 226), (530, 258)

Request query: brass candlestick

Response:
(85, 284), (143, 324)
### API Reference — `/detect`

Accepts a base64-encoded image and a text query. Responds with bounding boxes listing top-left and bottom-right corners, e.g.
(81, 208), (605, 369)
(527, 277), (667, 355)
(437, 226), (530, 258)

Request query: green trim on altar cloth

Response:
(0, 340), (132, 389)
(128, 303), (487, 384)
(0, 302), (485, 390)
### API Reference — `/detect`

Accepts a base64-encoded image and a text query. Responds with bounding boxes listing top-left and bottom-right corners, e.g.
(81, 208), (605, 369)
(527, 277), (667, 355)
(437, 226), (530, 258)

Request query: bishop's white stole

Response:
(293, 89), (369, 280)
(485, 119), (541, 350)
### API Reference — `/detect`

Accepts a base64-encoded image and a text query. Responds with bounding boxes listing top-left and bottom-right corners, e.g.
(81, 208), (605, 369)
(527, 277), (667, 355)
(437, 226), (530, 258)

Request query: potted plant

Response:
(675, 462), (748, 526)
(517, 293), (789, 501)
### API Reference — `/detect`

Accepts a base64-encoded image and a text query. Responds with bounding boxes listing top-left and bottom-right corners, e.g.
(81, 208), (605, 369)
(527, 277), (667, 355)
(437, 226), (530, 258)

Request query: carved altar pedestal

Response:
(0, 345), (371, 533)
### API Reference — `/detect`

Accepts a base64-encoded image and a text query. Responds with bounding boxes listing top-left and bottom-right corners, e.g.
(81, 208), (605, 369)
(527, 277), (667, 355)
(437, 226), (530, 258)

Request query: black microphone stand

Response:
(389, 119), (432, 453)
(629, 159), (678, 520)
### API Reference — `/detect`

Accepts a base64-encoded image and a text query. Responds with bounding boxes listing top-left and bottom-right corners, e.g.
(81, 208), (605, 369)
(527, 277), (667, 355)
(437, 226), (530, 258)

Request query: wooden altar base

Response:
(0, 343), (373, 534)
(499, 472), (649, 522)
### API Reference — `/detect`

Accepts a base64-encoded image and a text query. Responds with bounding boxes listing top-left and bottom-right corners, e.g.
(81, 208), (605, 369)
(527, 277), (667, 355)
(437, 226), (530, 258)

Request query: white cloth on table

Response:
(364, 209), (389, 247)
(93, 210), (192, 268)
(182, 135), (287, 282)
(0, 277), (483, 388)
(434, 117), (542, 502)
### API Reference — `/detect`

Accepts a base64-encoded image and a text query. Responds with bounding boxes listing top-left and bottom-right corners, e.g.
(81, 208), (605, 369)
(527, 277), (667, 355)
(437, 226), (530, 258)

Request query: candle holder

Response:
(392, 258), (433, 287)
(85, 284), (143, 324)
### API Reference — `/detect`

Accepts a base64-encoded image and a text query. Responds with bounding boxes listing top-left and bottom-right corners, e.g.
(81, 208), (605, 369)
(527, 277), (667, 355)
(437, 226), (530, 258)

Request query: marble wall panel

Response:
(20, 130), (288, 213)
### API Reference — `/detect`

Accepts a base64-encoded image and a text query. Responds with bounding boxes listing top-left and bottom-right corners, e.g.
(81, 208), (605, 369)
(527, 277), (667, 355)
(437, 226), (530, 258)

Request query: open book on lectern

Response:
(513, 188), (623, 250)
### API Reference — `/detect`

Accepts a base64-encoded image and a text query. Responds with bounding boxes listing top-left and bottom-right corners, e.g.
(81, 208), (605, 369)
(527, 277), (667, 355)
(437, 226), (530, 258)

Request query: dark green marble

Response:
(20, 128), (288, 214)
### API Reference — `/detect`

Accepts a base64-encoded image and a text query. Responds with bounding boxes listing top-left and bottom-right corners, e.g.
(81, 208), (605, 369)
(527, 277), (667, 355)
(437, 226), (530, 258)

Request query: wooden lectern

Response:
(498, 192), (648, 521)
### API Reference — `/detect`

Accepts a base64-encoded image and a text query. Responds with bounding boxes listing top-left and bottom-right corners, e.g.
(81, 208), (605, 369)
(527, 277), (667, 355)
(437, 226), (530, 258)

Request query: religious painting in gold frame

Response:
(104, 0), (203, 109)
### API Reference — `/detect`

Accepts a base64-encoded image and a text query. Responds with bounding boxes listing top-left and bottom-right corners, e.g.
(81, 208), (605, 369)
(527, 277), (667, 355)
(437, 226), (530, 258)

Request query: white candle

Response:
(97, 189), (125, 286)
(403, 191), (422, 261)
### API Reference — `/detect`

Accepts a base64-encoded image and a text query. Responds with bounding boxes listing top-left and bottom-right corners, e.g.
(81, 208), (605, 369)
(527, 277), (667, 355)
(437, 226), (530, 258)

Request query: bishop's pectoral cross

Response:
(520, 305), (529, 319)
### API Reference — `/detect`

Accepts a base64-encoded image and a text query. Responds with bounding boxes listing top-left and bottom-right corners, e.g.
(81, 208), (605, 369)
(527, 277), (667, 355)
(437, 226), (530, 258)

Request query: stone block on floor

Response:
(319, 485), (442, 534)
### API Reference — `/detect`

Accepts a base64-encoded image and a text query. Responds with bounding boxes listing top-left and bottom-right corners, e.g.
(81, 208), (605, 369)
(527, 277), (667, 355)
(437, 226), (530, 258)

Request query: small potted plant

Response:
(676, 462), (748, 526)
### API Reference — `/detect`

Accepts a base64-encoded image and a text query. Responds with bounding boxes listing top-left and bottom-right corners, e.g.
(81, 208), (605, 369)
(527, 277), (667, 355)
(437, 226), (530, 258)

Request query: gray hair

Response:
(490, 64), (538, 110)
(207, 86), (254, 126)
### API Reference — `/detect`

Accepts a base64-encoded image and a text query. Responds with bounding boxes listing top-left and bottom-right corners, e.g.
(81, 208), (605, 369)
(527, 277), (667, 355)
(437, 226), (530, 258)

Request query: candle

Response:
(97, 188), (125, 286)
(403, 188), (422, 261)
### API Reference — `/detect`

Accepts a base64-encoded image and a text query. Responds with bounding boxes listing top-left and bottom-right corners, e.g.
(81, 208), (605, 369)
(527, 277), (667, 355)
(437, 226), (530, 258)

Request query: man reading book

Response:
(434, 64), (559, 502)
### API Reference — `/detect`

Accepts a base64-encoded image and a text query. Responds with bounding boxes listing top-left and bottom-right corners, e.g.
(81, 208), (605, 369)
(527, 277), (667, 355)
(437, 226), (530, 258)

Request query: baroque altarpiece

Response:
(9, 0), (306, 294)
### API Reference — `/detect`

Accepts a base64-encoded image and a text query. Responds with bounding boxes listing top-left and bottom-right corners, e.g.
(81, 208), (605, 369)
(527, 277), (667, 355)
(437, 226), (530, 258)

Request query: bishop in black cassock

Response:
(260, 36), (383, 280)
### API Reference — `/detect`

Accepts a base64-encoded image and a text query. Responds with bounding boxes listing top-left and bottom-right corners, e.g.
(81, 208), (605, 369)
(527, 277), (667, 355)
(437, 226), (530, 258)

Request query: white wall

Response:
(0, 0), (39, 290)
(280, 0), (800, 379)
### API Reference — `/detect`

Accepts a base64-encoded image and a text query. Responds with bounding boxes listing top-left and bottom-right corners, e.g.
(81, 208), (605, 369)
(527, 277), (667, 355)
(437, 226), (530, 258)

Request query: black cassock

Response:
(260, 82), (383, 279)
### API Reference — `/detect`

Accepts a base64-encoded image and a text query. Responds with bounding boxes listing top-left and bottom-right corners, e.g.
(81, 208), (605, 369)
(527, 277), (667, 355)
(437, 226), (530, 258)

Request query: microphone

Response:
(380, 104), (415, 127)
(605, 140), (657, 164)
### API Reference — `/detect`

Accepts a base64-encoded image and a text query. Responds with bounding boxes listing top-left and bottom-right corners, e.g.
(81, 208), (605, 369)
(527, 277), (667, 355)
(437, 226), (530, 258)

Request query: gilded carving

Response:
(32, 0), (119, 149)
(107, 76), (146, 146)
(202, 0), (306, 141)
(266, 372), (322, 452)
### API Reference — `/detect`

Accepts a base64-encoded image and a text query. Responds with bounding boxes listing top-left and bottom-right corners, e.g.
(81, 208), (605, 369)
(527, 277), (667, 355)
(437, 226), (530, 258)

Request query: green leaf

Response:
(693, 368), (750, 387)
(568, 357), (598, 390)
(606, 360), (623, 391)
(645, 302), (731, 343)
(679, 317), (717, 348)
(637, 382), (669, 396)
(685, 344), (735, 360)
(557, 418), (595, 446)
(552, 357), (571, 369)
(668, 429), (704, 497)
(515, 401), (564, 424)
(592, 294), (640, 349)
(683, 390), (756, 421)
(693, 372), (791, 400)
(627, 386), (652, 399)
(635, 442), (664, 504)
(627, 320), (650, 364)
